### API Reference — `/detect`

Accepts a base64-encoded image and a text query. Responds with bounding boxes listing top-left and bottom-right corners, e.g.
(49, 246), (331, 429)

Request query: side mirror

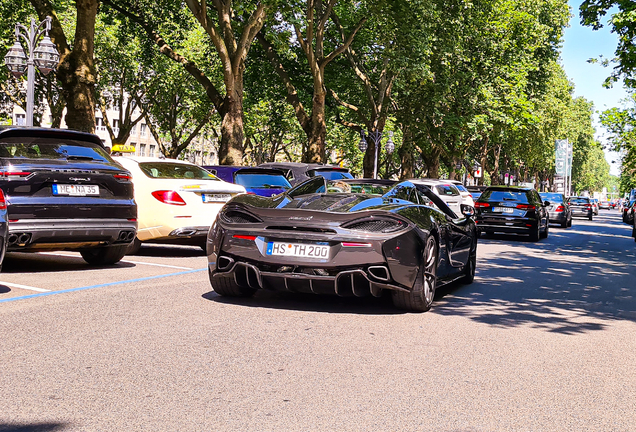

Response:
(543, 201), (550, 207)
(461, 204), (475, 217)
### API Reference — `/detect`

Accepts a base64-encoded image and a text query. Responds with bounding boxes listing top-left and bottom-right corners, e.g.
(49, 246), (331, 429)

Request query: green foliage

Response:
(599, 93), (636, 192)
(580, 0), (636, 88)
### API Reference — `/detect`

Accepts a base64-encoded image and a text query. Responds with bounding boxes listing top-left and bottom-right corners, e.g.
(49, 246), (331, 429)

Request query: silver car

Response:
(410, 179), (464, 216)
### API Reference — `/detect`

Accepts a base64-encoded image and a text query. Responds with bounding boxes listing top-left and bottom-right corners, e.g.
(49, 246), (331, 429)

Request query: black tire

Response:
(461, 242), (477, 284)
(560, 218), (568, 228)
(126, 237), (142, 255)
(530, 222), (540, 242)
(81, 245), (129, 265)
(540, 219), (549, 239)
(567, 217), (572, 228)
(588, 215), (593, 221)
(208, 269), (256, 297)
(392, 236), (438, 312)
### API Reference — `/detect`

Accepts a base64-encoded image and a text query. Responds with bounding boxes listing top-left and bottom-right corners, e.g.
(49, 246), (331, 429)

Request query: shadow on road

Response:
(0, 423), (69, 432)
(434, 211), (636, 334)
(128, 244), (206, 258)
(2, 253), (136, 273)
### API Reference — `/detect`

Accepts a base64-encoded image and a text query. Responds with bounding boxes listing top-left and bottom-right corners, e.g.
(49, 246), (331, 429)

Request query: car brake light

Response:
(114, 173), (132, 180)
(342, 242), (372, 247)
(555, 205), (564, 212)
(474, 202), (489, 208)
(516, 204), (536, 210)
(151, 190), (186, 206)
(584, 204), (591, 209)
(233, 235), (256, 241)
(0, 189), (6, 210)
(0, 171), (31, 179)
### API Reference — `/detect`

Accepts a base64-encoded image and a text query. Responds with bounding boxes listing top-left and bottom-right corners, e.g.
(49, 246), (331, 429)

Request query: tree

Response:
(580, 0), (636, 87)
(257, 0), (365, 163)
(599, 93), (636, 192)
(30, 0), (98, 132)
(102, 0), (272, 165)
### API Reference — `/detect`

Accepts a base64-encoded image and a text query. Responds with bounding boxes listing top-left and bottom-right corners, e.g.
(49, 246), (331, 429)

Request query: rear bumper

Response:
(210, 258), (408, 297)
(570, 209), (592, 218)
(7, 218), (137, 251)
(475, 216), (537, 234)
(548, 211), (567, 223)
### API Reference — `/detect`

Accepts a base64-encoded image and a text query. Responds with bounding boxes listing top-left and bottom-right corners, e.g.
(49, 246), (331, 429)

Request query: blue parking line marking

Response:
(0, 268), (207, 304)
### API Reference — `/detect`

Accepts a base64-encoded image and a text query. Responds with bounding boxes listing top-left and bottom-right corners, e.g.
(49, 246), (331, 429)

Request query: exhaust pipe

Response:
(217, 256), (234, 271)
(126, 231), (135, 241)
(8, 234), (18, 246)
(18, 233), (31, 245)
(368, 266), (390, 282)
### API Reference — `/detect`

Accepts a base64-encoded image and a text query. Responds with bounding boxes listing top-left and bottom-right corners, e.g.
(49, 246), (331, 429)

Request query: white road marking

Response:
(119, 260), (193, 270)
(0, 281), (50, 292)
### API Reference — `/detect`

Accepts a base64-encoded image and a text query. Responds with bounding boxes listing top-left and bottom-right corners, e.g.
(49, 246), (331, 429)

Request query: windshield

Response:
(480, 190), (529, 203)
(346, 183), (394, 195)
(540, 193), (564, 203)
(139, 162), (220, 180)
(568, 197), (590, 204)
(0, 137), (111, 162)
(235, 173), (291, 189)
(454, 184), (469, 193)
(311, 170), (354, 180)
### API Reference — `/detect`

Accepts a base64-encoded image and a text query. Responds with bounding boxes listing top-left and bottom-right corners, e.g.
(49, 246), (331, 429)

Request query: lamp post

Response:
(4, 16), (60, 127)
(359, 130), (394, 179)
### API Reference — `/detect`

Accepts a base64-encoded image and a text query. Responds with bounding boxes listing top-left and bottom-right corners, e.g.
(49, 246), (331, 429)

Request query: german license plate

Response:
(52, 184), (99, 196)
(266, 242), (329, 259)
(493, 207), (514, 213)
(202, 193), (232, 203)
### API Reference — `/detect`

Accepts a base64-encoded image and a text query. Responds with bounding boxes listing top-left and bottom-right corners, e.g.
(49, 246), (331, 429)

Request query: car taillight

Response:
(151, 190), (186, 206)
(555, 205), (564, 212)
(0, 189), (6, 210)
(516, 204), (536, 210)
(474, 202), (490, 208)
(0, 171), (31, 179)
(584, 204), (592, 209)
(113, 173), (132, 181)
(233, 235), (256, 241)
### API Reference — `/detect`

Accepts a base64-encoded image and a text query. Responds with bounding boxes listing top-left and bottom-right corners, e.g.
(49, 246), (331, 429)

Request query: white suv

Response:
(448, 180), (475, 208)
(410, 179), (464, 216)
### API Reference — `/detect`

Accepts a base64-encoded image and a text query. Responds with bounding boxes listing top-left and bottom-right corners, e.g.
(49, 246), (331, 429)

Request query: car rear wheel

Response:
(392, 235), (437, 312)
(588, 215), (593, 221)
(126, 237), (142, 255)
(80, 245), (129, 265)
(461, 241), (477, 284)
(540, 219), (549, 239)
(209, 269), (256, 297)
(567, 217), (572, 228)
(530, 222), (541, 241)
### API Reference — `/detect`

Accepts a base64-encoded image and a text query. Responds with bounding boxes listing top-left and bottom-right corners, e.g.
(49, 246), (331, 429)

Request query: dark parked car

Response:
(567, 196), (594, 221)
(0, 127), (137, 265)
(258, 162), (353, 186)
(203, 166), (292, 197)
(206, 177), (478, 312)
(540, 192), (572, 228)
(474, 186), (550, 241)
(623, 199), (636, 225)
(0, 189), (8, 271)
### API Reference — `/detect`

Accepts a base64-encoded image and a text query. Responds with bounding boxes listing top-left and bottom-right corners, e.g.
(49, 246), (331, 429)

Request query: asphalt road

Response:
(1, 210), (635, 431)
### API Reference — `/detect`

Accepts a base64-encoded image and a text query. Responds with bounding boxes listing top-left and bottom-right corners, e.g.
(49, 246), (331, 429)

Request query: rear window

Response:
(309, 169), (354, 180)
(139, 162), (219, 180)
(540, 193), (564, 203)
(235, 173), (291, 190)
(435, 184), (460, 196)
(0, 137), (111, 162)
(568, 197), (590, 204)
(453, 184), (469, 193)
(480, 190), (529, 203)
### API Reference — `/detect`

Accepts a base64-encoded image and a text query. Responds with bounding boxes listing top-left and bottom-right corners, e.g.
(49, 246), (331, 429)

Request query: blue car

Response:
(203, 166), (292, 197)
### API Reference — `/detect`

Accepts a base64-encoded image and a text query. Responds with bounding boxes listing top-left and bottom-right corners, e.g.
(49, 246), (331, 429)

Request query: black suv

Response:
(0, 127), (137, 265)
(474, 186), (550, 241)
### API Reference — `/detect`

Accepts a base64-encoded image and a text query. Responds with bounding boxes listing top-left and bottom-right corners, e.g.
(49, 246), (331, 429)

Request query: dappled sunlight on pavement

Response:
(433, 211), (636, 334)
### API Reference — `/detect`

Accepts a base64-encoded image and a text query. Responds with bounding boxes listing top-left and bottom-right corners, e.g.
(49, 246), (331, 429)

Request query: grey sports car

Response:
(206, 177), (478, 312)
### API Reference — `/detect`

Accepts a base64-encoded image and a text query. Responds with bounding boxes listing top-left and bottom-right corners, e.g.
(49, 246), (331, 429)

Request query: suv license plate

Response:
(52, 184), (99, 196)
(493, 207), (514, 213)
(266, 242), (329, 259)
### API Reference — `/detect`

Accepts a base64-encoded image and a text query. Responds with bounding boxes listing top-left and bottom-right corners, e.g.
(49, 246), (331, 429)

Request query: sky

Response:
(560, 0), (628, 176)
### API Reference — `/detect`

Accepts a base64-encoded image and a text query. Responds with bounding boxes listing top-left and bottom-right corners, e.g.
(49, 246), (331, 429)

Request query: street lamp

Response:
(4, 16), (60, 127)
(359, 130), (394, 179)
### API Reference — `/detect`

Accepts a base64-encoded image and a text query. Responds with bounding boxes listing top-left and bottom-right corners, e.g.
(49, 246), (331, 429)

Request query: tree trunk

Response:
(219, 75), (245, 165)
(304, 90), (326, 163)
(399, 127), (414, 180)
(58, 0), (97, 132)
